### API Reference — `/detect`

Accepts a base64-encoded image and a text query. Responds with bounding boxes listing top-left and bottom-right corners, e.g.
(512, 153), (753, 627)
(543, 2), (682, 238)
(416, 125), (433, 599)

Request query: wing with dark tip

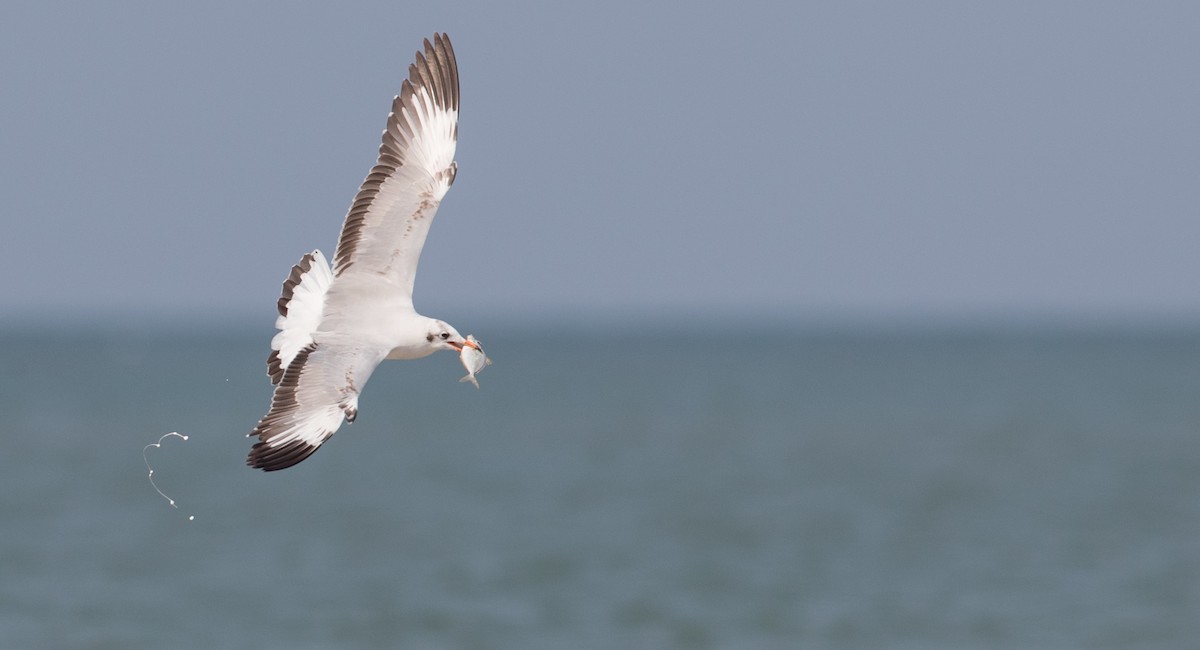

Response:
(331, 33), (459, 309)
(246, 341), (385, 471)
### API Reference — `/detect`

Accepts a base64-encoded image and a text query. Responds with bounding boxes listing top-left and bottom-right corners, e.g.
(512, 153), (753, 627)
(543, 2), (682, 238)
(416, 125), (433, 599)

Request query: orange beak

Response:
(449, 339), (479, 352)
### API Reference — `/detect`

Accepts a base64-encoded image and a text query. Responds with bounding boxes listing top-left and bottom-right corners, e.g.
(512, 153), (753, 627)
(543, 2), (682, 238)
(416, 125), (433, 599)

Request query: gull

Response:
(246, 33), (479, 471)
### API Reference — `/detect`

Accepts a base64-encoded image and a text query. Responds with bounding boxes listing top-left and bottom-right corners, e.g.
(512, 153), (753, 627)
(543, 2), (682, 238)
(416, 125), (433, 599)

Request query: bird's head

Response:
(424, 320), (472, 353)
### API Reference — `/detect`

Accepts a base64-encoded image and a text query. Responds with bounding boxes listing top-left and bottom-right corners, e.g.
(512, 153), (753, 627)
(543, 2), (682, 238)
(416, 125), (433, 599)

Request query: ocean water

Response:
(1, 323), (1197, 648)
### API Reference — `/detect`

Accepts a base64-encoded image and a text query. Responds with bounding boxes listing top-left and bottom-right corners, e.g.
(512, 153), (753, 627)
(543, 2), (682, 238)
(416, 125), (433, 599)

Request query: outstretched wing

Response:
(331, 33), (459, 308)
(246, 339), (387, 471)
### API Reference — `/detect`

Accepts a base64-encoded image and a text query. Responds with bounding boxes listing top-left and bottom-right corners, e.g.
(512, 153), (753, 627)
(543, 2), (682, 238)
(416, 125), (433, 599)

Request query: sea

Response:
(1, 320), (1197, 649)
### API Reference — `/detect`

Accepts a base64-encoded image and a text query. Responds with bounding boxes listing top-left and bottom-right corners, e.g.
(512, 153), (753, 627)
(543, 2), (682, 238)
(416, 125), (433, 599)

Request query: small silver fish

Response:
(458, 335), (492, 388)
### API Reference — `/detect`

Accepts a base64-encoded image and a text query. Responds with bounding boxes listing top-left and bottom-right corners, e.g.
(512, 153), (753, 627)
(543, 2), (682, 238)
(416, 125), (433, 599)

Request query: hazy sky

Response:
(3, 2), (1198, 326)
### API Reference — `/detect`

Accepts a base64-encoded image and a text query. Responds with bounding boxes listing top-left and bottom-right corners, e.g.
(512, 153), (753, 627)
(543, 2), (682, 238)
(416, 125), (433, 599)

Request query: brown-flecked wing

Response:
(247, 339), (386, 471)
(331, 33), (459, 308)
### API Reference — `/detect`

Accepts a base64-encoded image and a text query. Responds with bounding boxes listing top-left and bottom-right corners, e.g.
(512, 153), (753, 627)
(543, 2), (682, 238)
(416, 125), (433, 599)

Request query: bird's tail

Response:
(266, 250), (333, 385)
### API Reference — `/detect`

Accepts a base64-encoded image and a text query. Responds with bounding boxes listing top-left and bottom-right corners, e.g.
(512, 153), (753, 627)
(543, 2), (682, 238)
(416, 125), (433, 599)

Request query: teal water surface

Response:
(1, 324), (1197, 648)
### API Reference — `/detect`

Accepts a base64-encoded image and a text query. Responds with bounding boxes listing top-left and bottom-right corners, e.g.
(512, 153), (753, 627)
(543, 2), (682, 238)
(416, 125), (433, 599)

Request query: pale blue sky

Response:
(3, 1), (1198, 327)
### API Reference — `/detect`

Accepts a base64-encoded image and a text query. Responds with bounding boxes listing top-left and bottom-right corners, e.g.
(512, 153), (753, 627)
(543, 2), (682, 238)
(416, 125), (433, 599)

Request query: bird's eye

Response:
(440, 332), (450, 340)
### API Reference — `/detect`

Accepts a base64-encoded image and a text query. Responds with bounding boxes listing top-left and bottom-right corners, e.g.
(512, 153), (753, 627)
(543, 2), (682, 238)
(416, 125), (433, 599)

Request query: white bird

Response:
(246, 33), (479, 471)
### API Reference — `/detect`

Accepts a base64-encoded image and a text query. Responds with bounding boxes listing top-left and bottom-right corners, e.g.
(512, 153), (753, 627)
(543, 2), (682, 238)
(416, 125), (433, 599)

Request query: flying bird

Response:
(246, 33), (479, 471)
